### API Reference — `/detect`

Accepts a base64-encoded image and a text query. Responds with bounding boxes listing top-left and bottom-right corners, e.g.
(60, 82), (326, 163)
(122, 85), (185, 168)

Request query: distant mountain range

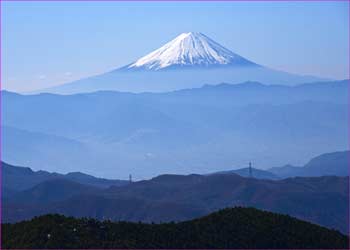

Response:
(2, 80), (348, 178)
(40, 32), (326, 94)
(3, 208), (348, 249)
(269, 151), (349, 178)
(214, 151), (349, 179)
(2, 161), (127, 193)
(214, 151), (348, 180)
(3, 151), (349, 234)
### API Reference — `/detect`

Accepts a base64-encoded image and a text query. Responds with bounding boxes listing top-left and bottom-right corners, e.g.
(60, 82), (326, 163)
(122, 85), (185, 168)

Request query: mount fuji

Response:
(122, 32), (257, 70)
(43, 32), (326, 94)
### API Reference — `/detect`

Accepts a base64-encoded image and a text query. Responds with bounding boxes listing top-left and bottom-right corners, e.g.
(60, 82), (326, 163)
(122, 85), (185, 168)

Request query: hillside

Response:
(269, 151), (349, 178)
(4, 166), (348, 233)
(1, 161), (127, 192)
(2, 207), (348, 249)
(9, 179), (99, 204)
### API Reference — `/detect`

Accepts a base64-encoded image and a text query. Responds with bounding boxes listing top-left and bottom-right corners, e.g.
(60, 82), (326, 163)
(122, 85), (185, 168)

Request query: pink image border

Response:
(0, 0), (348, 249)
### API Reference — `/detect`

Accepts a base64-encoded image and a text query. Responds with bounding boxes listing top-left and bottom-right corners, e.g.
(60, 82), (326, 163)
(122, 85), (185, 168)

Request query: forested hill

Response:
(2, 207), (348, 249)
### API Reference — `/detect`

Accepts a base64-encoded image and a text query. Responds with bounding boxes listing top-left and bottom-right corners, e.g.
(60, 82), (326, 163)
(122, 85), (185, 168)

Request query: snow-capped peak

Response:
(124, 32), (256, 71)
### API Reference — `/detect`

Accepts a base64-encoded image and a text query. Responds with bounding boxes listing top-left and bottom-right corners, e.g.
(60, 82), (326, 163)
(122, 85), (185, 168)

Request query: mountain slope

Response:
(9, 179), (99, 204)
(2, 208), (348, 249)
(269, 151), (349, 178)
(123, 32), (257, 70)
(1, 161), (127, 192)
(3, 172), (348, 234)
(103, 174), (349, 232)
(302, 151), (349, 176)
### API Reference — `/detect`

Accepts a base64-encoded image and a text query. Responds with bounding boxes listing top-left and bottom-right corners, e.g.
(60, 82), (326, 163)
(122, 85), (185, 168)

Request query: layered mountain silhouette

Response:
(2, 151), (349, 234)
(41, 32), (326, 94)
(214, 150), (349, 180)
(2, 80), (348, 178)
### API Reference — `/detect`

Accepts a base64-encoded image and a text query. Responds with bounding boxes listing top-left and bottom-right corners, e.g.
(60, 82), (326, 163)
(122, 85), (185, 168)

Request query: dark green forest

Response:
(2, 207), (348, 249)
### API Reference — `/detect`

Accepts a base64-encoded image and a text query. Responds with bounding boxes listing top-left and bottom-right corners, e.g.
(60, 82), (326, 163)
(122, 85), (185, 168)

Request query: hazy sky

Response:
(2, 1), (349, 92)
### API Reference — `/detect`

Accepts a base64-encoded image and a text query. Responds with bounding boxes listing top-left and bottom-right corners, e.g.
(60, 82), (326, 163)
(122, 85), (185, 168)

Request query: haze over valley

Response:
(2, 79), (348, 178)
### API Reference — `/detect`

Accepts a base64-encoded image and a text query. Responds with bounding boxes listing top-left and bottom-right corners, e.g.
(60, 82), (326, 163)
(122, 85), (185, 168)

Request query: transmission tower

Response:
(249, 162), (253, 178)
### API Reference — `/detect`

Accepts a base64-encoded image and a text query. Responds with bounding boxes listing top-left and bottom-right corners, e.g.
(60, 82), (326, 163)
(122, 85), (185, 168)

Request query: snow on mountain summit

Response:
(124, 32), (257, 71)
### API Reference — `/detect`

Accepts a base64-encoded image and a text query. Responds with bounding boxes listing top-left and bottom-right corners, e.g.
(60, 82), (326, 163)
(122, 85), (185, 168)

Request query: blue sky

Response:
(2, 1), (349, 92)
